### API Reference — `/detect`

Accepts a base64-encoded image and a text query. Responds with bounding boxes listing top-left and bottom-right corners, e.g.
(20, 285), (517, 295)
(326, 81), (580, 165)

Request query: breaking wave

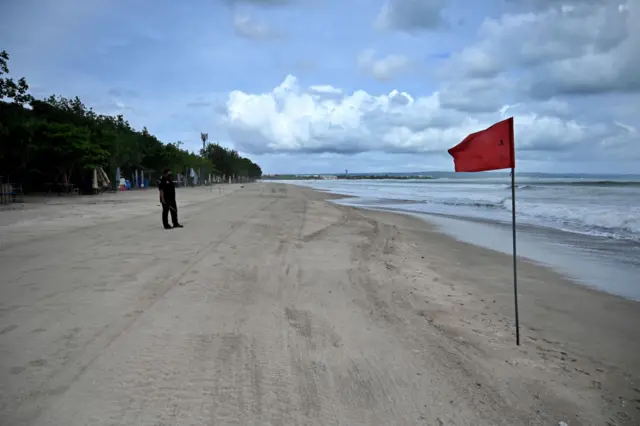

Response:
(428, 196), (640, 241)
(288, 177), (640, 242)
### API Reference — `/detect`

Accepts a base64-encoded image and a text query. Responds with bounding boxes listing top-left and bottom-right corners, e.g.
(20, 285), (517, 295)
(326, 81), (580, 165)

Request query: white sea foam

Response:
(286, 178), (640, 241)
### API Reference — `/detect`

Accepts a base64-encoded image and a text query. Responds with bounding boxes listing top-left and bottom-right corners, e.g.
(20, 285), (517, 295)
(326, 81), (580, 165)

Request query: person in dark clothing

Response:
(158, 168), (183, 229)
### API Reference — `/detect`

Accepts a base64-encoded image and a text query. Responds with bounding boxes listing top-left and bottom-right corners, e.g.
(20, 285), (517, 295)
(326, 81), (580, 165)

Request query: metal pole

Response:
(511, 168), (520, 346)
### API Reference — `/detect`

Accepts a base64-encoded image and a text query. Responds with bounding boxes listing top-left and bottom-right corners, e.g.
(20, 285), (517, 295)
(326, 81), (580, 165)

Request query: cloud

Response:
(226, 0), (292, 40)
(376, 0), (449, 31)
(445, 1), (638, 98)
(309, 85), (342, 94)
(448, 3), (628, 77)
(511, 0), (610, 10)
(615, 121), (637, 133)
(308, 85), (344, 101)
(357, 49), (411, 81)
(233, 15), (281, 39)
(530, 1), (640, 97)
(438, 75), (519, 113)
(505, 99), (573, 119)
(5, 0), (639, 173)
(219, 74), (638, 164)
(112, 100), (133, 111)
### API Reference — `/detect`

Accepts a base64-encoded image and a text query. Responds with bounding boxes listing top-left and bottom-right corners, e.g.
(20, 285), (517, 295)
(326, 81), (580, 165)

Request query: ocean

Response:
(273, 174), (640, 300)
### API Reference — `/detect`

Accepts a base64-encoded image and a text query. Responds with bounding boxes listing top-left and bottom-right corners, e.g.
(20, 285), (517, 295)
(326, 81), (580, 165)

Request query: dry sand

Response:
(0, 183), (638, 425)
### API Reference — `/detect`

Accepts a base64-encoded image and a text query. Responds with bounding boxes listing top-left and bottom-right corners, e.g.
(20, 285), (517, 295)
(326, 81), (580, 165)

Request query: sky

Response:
(1, 0), (639, 174)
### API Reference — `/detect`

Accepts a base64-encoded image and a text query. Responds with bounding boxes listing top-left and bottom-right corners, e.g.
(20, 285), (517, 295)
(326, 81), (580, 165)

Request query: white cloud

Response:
(513, 0), (609, 10)
(530, 0), (640, 96)
(233, 15), (280, 39)
(220, 75), (638, 163)
(7, 0), (639, 173)
(309, 85), (342, 94)
(357, 49), (411, 81)
(445, 1), (639, 97)
(449, 3), (629, 77)
(615, 121), (637, 133)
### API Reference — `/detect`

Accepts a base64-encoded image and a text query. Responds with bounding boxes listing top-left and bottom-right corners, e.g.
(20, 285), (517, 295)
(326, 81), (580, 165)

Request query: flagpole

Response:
(447, 116), (520, 345)
(510, 168), (520, 345)
(510, 114), (520, 345)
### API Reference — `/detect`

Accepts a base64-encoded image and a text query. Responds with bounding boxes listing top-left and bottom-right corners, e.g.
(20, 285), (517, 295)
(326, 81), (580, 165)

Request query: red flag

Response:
(448, 117), (515, 172)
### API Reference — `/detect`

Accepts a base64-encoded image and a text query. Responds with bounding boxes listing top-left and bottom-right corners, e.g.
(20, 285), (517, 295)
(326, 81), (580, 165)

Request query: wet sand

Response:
(0, 183), (638, 425)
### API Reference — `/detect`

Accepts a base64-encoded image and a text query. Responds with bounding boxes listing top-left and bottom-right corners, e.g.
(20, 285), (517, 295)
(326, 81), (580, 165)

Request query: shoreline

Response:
(336, 197), (640, 357)
(338, 196), (640, 424)
(374, 206), (640, 301)
(297, 184), (640, 418)
(1, 182), (638, 425)
(294, 183), (640, 302)
(329, 187), (640, 424)
(275, 177), (640, 244)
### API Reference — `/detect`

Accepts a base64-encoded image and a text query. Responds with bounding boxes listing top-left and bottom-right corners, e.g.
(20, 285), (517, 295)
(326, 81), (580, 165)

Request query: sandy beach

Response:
(1, 183), (638, 425)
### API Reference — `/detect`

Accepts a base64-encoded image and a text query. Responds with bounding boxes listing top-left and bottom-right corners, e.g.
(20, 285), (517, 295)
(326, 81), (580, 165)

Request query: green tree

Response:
(0, 50), (33, 105)
(0, 49), (262, 192)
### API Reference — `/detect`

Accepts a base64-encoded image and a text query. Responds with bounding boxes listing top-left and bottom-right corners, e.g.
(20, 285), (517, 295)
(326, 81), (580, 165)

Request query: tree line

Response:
(0, 50), (262, 193)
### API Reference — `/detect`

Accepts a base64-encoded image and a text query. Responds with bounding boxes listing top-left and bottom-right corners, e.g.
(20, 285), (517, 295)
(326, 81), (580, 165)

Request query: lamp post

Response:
(200, 133), (208, 185)
(201, 133), (208, 152)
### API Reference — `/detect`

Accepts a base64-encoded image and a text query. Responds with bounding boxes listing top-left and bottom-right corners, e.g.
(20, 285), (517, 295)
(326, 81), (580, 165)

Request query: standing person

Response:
(158, 168), (184, 229)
